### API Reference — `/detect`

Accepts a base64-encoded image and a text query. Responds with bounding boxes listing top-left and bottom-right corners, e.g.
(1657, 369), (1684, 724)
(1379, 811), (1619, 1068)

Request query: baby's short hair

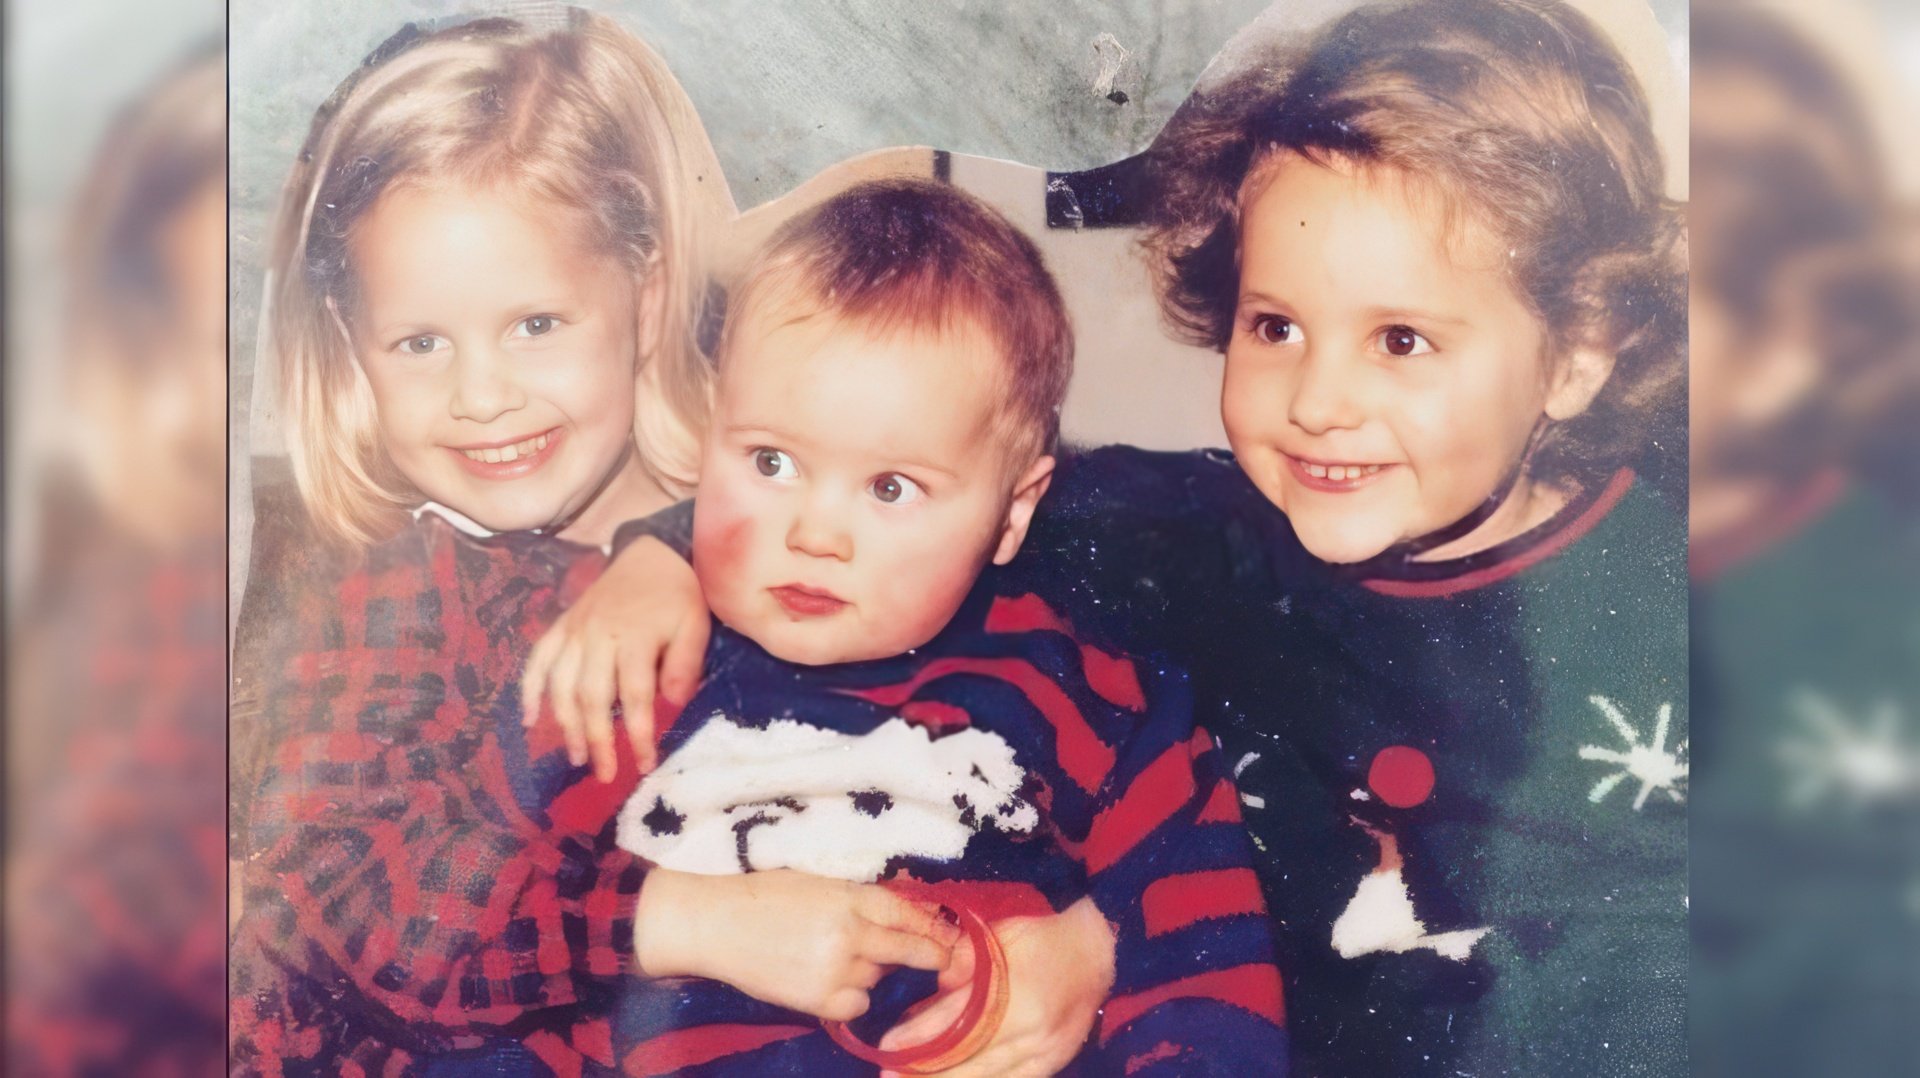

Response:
(720, 178), (1074, 462)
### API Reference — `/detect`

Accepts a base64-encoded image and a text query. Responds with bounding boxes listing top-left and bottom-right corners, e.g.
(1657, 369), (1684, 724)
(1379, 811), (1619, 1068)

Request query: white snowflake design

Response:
(1775, 691), (1920, 811)
(1578, 696), (1688, 810)
(1234, 751), (1266, 810)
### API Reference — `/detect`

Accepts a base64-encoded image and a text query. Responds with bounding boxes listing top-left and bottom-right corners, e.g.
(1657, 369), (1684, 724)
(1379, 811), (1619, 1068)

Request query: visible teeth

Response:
(463, 432), (551, 464)
(1302, 461), (1384, 482)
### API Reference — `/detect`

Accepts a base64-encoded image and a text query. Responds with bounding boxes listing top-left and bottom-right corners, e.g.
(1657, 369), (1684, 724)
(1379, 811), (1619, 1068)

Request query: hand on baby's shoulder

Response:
(520, 534), (711, 781)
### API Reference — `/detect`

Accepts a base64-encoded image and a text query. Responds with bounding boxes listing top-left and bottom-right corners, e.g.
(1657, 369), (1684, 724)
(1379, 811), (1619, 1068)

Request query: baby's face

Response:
(1222, 154), (1582, 564)
(693, 305), (1047, 665)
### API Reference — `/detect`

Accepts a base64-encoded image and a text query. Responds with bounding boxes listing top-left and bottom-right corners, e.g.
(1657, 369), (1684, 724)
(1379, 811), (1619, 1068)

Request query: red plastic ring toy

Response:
(822, 905), (1008, 1074)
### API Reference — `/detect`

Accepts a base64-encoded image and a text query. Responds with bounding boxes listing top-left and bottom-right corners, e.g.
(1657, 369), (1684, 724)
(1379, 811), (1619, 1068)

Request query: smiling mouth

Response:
(770, 584), (848, 617)
(1286, 454), (1392, 491)
(447, 428), (562, 478)
(456, 430), (554, 464)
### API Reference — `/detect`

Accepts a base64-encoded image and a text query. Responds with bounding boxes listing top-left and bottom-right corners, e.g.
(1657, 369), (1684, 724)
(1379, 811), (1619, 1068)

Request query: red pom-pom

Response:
(1367, 745), (1435, 808)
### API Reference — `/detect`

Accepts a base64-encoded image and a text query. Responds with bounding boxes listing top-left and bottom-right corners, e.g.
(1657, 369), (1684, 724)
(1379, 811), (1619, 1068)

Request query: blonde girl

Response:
(271, 10), (724, 549)
(231, 13), (956, 1074)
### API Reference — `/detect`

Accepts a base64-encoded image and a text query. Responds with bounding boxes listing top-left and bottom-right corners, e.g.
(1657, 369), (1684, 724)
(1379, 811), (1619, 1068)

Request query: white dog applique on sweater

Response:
(614, 715), (1039, 882)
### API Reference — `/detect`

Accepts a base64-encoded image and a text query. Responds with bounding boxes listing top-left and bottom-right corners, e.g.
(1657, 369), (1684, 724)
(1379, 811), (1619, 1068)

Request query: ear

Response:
(1544, 340), (1616, 421)
(634, 259), (668, 370)
(991, 455), (1056, 566)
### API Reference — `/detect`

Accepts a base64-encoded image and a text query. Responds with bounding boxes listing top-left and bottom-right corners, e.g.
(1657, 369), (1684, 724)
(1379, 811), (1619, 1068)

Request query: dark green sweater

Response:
(1019, 446), (1689, 1076)
(1691, 485), (1920, 1077)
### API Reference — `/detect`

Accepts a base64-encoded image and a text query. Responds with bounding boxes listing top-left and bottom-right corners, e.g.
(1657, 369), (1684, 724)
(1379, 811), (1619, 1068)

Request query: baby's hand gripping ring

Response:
(821, 905), (1008, 1074)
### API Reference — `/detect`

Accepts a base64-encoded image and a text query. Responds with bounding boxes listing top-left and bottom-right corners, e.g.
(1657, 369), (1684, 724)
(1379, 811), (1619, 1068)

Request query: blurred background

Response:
(5, 0), (1917, 1073)
(1688, 1), (1920, 1073)
(5, 0), (227, 1071)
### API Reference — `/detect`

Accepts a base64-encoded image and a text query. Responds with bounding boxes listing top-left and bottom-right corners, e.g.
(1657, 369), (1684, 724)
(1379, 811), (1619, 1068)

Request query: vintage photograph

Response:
(219, 1), (1693, 1074)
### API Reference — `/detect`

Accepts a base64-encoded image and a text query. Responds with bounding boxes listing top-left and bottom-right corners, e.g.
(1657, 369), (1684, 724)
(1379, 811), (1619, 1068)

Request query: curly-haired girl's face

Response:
(1222, 154), (1603, 565)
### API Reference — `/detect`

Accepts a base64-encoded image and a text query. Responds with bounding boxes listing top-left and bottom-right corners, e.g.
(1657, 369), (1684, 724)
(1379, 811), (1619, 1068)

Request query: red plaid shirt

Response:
(230, 515), (638, 1076)
(8, 518), (227, 1077)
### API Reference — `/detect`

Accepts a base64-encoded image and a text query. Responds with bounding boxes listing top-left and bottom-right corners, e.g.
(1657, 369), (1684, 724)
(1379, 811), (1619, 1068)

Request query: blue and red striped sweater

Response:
(604, 579), (1289, 1075)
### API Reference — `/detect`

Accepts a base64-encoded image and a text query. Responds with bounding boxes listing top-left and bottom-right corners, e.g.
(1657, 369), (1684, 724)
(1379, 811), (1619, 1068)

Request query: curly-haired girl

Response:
(1069, 1), (1688, 1071)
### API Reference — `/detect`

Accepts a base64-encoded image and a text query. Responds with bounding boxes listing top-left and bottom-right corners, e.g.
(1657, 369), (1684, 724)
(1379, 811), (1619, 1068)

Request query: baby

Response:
(603, 179), (1288, 1075)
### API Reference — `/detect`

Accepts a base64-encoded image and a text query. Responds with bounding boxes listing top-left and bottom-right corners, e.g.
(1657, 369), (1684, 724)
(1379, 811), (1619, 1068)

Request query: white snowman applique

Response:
(615, 715), (1040, 883)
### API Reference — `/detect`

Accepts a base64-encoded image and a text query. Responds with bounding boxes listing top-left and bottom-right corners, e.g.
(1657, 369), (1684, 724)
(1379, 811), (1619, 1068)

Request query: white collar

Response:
(411, 502), (611, 555)
(413, 501), (497, 538)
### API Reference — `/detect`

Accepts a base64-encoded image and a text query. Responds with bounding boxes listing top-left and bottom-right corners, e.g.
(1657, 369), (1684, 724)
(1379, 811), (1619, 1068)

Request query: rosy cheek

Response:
(692, 492), (758, 587)
(880, 546), (980, 641)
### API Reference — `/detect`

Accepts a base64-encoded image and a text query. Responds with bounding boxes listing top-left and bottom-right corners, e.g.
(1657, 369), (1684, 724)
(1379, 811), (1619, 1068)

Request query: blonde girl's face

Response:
(345, 182), (663, 543)
(1222, 154), (1596, 565)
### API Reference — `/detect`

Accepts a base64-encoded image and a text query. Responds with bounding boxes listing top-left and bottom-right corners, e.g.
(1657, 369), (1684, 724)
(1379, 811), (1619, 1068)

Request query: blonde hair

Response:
(269, 10), (732, 546)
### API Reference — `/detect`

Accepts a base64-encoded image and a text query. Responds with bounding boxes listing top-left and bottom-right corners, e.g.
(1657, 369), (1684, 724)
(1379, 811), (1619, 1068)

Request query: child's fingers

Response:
(818, 987), (871, 1024)
(935, 930), (976, 993)
(520, 626), (561, 728)
(853, 888), (962, 949)
(614, 641), (659, 772)
(876, 985), (968, 1052)
(848, 957), (886, 990)
(578, 636), (620, 783)
(549, 643), (588, 768)
(856, 923), (952, 973)
(659, 615), (709, 705)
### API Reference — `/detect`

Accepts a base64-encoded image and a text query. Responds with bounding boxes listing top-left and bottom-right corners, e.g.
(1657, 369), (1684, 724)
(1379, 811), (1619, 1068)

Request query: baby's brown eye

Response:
(1251, 314), (1300, 345)
(1380, 325), (1432, 357)
(403, 335), (439, 355)
(869, 473), (923, 505)
(753, 448), (794, 478)
(524, 316), (553, 335)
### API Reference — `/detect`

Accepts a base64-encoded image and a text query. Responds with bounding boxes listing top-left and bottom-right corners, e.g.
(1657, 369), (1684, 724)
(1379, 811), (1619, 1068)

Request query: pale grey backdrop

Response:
(228, 0), (1687, 615)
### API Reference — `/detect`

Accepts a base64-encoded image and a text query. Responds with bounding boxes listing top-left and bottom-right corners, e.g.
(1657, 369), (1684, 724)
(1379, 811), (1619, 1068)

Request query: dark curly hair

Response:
(1141, 0), (1686, 492)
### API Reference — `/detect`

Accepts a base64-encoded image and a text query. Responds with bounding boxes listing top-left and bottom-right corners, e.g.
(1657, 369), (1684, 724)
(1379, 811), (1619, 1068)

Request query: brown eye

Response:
(402, 335), (441, 355)
(1251, 314), (1302, 346)
(869, 473), (923, 505)
(753, 448), (795, 478)
(1380, 325), (1433, 357)
(513, 315), (557, 338)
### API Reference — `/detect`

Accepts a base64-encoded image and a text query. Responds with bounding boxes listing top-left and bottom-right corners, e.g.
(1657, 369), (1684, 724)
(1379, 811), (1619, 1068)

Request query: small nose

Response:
(449, 345), (526, 424)
(786, 491), (853, 562)
(1286, 348), (1365, 435)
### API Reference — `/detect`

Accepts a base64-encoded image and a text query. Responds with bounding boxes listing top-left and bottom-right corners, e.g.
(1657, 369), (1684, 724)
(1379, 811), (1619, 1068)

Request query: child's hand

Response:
(634, 868), (963, 1022)
(875, 895), (1116, 1077)
(520, 536), (709, 780)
